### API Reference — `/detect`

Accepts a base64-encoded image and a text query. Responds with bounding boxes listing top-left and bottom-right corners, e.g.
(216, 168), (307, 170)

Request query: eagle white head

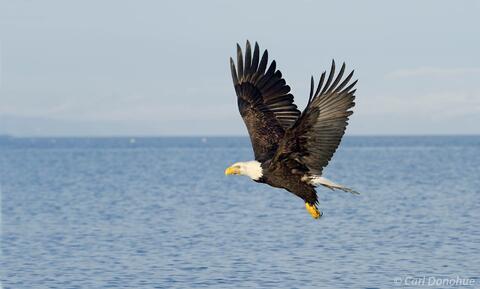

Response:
(225, 161), (263, 181)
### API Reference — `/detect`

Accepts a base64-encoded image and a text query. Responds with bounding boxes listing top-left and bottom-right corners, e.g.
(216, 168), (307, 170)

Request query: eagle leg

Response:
(305, 202), (323, 219)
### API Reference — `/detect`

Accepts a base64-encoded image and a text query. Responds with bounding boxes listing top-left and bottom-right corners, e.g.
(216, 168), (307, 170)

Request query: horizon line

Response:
(2, 133), (480, 138)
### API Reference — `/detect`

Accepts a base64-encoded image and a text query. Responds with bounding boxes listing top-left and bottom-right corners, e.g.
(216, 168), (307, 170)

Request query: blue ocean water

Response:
(1, 136), (479, 288)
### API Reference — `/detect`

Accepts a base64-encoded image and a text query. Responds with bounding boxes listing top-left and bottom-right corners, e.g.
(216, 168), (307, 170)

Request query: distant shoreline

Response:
(1, 134), (480, 139)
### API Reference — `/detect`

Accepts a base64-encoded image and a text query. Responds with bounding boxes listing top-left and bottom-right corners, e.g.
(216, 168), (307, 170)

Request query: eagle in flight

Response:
(225, 41), (358, 219)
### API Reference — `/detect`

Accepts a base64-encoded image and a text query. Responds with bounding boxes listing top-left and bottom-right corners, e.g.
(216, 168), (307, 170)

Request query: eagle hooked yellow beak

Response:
(225, 166), (240, 175)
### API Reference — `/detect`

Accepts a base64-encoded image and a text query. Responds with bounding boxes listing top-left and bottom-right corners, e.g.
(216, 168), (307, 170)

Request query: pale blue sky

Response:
(1, 0), (479, 136)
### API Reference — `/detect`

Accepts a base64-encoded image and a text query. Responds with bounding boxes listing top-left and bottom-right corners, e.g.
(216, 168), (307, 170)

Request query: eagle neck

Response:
(242, 160), (263, 181)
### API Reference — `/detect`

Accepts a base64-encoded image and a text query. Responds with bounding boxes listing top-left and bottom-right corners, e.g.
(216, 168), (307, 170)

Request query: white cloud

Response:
(386, 67), (480, 79)
(359, 90), (480, 116)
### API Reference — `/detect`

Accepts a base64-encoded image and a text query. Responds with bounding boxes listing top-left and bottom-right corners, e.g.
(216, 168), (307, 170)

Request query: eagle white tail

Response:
(307, 176), (359, 195)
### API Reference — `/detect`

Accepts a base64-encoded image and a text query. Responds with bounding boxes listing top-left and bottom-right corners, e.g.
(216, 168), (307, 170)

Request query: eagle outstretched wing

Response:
(273, 60), (357, 176)
(230, 41), (301, 162)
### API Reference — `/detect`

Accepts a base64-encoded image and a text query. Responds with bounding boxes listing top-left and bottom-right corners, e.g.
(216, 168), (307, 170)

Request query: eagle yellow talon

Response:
(305, 203), (321, 219)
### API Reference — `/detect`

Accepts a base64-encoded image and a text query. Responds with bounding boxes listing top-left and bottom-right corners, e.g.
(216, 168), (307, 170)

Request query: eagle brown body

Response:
(259, 160), (318, 205)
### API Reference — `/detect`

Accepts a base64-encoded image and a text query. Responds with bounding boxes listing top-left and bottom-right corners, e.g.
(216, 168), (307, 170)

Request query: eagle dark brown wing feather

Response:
(230, 41), (301, 161)
(274, 60), (357, 175)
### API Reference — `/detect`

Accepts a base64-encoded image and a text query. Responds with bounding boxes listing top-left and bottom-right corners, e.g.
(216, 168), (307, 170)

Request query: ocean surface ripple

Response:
(1, 136), (479, 288)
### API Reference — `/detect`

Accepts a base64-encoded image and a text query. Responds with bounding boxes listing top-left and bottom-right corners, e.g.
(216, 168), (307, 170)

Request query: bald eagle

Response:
(225, 41), (359, 219)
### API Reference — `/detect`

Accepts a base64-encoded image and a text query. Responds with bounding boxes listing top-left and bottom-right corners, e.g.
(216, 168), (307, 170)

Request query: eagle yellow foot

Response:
(305, 203), (322, 219)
